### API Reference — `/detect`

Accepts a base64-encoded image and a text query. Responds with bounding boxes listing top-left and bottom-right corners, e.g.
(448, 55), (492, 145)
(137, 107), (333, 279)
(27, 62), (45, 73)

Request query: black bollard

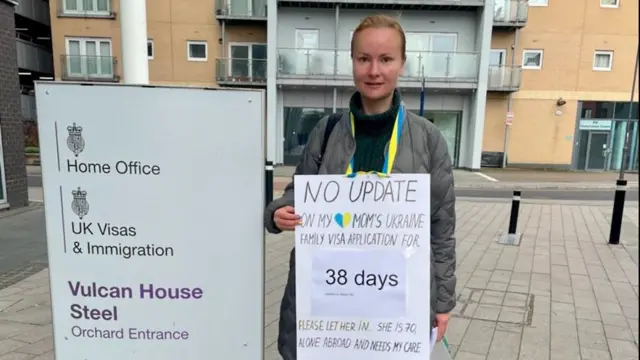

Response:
(608, 179), (627, 245)
(508, 190), (521, 234)
(265, 160), (274, 205)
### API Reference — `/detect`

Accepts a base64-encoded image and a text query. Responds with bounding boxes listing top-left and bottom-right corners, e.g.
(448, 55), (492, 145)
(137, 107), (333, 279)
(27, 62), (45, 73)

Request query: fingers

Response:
(435, 314), (449, 341)
(274, 206), (301, 231)
(279, 211), (300, 221)
(436, 324), (446, 341)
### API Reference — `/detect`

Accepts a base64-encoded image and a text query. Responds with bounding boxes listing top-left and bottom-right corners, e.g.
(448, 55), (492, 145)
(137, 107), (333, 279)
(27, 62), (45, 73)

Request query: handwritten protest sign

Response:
(294, 174), (432, 360)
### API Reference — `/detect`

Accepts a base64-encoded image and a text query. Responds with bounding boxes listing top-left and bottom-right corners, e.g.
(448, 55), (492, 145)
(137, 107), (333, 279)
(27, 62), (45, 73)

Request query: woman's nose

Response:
(368, 61), (381, 76)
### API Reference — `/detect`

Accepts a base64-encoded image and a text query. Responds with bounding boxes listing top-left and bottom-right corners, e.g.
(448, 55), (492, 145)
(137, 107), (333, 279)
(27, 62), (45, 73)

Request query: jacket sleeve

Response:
(264, 115), (329, 233)
(428, 128), (457, 314)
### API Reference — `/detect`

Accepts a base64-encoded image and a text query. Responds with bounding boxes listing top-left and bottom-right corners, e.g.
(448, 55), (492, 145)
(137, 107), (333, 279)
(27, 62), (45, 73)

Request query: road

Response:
(29, 173), (639, 201)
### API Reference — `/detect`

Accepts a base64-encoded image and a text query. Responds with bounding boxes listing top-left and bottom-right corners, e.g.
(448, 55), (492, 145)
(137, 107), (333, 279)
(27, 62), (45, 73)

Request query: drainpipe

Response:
(502, 4), (520, 169)
(221, 21), (226, 58)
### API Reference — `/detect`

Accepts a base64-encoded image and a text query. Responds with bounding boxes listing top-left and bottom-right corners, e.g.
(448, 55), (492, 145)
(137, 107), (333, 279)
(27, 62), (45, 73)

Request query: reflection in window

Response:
(613, 102), (639, 120)
(283, 107), (331, 165)
(581, 101), (614, 119)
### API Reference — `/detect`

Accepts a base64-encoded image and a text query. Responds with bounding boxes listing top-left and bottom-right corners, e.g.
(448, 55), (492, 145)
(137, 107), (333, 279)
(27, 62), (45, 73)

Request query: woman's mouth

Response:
(365, 82), (384, 89)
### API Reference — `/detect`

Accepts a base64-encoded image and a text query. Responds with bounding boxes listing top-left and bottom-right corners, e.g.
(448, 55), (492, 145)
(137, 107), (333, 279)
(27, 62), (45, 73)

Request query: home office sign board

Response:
(35, 82), (265, 360)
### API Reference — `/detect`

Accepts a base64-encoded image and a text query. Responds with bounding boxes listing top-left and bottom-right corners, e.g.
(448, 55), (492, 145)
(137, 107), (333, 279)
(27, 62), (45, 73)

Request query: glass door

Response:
(283, 107), (326, 165)
(405, 32), (428, 78)
(494, 0), (508, 21)
(423, 111), (461, 166)
(427, 34), (457, 78)
(229, 0), (250, 16)
(230, 44), (250, 79)
(295, 29), (319, 75)
(229, 43), (267, 80)
(489, 49), (507, 87)
(251, 44), (267, 79)
(585, 132), (610, 171)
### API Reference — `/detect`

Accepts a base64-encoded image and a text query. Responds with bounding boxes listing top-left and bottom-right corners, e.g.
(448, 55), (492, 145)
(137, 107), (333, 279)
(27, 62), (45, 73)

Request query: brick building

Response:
(0, 0), (28, 210)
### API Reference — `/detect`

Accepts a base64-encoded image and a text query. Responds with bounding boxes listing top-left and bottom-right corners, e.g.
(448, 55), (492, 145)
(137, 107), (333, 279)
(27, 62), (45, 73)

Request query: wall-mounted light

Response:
(556, 97), (566, 106)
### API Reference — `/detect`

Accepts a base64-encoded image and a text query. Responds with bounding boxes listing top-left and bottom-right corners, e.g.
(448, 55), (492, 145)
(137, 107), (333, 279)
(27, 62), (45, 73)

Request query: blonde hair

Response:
(350, 14), (406, 60)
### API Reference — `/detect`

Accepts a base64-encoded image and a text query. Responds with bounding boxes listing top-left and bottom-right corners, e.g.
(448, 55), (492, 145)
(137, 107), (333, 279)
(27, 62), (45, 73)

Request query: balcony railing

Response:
(215, 0), (267, 19)
(60, 55), (119, 82)
(494, 0), (528, 25)
(57, 0), (116, 18)
(15, 0), (51, 25)
(487, 65), (521, 91)
(278, 0), (484, 6)
(277, 48), (479, 83)
(16, 40), (54, 74)
(216, 58), (267, 84)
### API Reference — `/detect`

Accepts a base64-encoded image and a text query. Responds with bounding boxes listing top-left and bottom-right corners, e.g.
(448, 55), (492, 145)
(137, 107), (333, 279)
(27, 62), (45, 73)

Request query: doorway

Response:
(585, 132), (610, 171)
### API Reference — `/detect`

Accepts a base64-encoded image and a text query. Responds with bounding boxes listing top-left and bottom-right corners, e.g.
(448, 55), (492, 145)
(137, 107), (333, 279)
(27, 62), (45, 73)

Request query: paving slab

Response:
(0, 200), (637, 359)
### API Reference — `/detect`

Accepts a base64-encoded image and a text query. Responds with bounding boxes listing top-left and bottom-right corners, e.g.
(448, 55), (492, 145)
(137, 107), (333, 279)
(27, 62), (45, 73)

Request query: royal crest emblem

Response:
(66, 123), (85, 157)
(71, 187), (90, 219)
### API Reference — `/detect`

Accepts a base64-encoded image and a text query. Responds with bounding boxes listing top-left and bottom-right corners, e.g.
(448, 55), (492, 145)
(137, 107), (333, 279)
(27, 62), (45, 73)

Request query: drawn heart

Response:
(334, 212), (352, 228)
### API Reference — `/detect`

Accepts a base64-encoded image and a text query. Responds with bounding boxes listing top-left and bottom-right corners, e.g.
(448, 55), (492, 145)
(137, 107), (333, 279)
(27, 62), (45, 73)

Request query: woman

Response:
(264, 14), (457, 360)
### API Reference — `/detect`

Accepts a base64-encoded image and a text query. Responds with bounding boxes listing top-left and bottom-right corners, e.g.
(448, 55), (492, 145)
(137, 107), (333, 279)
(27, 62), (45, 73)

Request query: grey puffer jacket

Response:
(264, 108), (457, 360)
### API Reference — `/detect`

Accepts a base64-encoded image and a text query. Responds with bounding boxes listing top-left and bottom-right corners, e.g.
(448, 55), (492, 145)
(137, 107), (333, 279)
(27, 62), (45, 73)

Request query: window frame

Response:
(600, 0), (620, 8)
(593, 50), (614, 71)
(62, 0), (111, 15)
(527, 0), (548, 7)
(187, 40), (208, 62)
(64, 37), (114, 78)
(522, 49), (544, 70)
(147, 39), (154, 60)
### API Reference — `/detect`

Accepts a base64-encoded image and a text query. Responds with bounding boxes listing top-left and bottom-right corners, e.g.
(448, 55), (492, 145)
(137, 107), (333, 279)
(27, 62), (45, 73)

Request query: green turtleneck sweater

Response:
(349, 90), (401, 173)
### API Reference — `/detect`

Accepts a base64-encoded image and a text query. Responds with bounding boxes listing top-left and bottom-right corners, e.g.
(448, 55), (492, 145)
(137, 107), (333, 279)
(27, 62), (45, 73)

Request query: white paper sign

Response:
(294, 174), (431, 360)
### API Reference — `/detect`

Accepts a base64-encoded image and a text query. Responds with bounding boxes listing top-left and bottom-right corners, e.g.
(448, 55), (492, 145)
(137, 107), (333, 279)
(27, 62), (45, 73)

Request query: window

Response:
(522, 50), (543, 69)
(228, 42), (267, 80)
(593, 51), (613, 71)
(580, 101), (615, 119)
(600, 0), (619, 8)
(187, 41), (207, 61)
(65, 37), (113, 78)
(528, 0), (548, 6)
(147, 40), (154, 60)
(63, 0), (110, 15)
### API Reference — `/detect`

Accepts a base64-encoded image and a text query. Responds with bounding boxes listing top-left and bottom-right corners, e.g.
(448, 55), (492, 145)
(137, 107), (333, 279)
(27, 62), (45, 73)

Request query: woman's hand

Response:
(435, 313), (450, 341)
(274, 206), (300, 231)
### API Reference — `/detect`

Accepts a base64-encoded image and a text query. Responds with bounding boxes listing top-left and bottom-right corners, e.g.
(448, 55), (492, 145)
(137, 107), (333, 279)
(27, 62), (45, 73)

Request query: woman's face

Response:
(352, 27), (405, 102)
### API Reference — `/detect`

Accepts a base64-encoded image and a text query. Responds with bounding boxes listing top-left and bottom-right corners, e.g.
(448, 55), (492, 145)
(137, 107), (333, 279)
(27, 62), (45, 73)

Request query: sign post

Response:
(294, 173), (433, 359)
(36, 82), (265, 360)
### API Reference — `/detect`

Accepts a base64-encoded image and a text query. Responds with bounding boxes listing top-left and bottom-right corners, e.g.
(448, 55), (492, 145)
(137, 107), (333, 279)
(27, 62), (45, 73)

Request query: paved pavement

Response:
(0, 204), (48, 291)
(0, 199), (638, 359)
